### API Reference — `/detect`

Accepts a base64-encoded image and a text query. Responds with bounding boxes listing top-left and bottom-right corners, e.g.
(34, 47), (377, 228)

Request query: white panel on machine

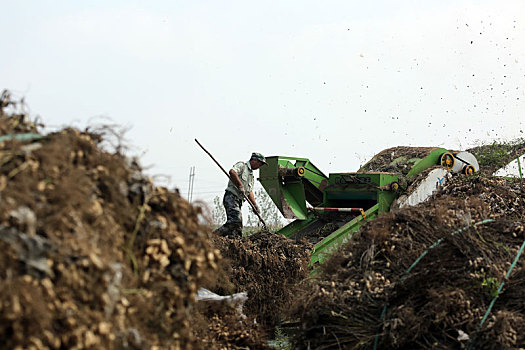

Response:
(396, 168), (450, 208)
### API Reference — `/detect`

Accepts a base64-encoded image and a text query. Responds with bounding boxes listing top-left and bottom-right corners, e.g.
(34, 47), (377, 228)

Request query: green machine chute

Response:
(259, 156), (327, 220)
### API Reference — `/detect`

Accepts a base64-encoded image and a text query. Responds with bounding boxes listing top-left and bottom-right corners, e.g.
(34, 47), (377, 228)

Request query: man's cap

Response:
(251, 152), (267, 164)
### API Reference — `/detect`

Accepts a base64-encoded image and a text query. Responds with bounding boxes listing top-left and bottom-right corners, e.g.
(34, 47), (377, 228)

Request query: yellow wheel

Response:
(390, 182), (399, 191)
(463, 164), (475, 175)
(439, 152), (455, 170)
(297, 166), (305, 177)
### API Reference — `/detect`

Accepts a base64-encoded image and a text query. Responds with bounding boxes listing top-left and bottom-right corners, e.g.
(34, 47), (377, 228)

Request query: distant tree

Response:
(212, 189), (285, 231)
(246, 188), (284, 230)
(212, 195), (226, 226)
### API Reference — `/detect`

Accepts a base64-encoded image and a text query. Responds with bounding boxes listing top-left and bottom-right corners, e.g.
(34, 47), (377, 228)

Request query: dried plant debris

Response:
(290, 183), (525, 349)
(211, 232), (312, 328)
(192, 300), (271, 350)
(0, 94), (229, 349)
(438, 174), (525, 219)
(0, 90), (40, 135)
(358, 147), (440, 175)
(468, 139), (525, 175)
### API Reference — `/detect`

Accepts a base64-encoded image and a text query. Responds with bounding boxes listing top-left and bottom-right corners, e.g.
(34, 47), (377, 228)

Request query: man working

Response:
(215, 152), (267, 237)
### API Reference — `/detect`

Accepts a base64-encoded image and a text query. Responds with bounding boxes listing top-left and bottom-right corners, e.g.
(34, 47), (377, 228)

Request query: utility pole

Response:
(187, 166), (195, 203)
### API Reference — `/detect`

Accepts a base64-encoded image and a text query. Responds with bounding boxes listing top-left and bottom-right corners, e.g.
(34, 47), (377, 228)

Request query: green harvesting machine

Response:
(258, 147), (480, 265)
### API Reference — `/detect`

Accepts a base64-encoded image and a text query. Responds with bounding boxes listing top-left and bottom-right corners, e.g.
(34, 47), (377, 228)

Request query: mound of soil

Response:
(438, 175), (525, 218)
(289, 175), (525, 349)
(0, 93), (224, 349)
(192, 297), (271, 350)
(211, 232), (312, 328)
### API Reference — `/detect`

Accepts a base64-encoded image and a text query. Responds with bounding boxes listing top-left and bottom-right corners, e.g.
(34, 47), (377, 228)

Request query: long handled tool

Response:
(195, 139), (268, 230)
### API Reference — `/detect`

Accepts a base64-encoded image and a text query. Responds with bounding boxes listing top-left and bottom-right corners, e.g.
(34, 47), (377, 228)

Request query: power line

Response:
(192, 190), (224, 195)
(188, 185), (225, 190)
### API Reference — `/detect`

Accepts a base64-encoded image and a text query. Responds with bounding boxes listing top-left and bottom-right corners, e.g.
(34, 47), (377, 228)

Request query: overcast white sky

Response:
(2, 0), (524, 205)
